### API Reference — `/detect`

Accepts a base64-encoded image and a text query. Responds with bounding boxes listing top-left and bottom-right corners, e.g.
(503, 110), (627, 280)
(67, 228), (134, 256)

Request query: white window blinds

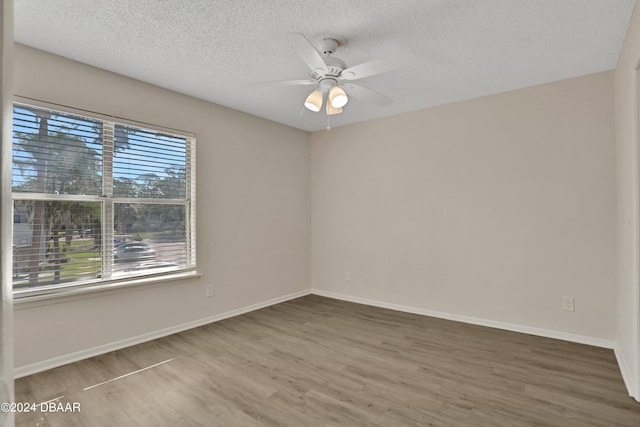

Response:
(12, 102), (196, 297)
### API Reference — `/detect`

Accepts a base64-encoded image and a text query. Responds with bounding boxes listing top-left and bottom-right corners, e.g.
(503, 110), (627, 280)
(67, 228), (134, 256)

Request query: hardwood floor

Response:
(14, 295), (640, 426)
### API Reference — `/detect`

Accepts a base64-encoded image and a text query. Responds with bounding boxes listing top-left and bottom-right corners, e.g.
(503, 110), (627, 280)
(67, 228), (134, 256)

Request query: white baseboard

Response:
(14, 289), (311, 378)
(614, 344), (640, 402)
(310, 288), (616, 349)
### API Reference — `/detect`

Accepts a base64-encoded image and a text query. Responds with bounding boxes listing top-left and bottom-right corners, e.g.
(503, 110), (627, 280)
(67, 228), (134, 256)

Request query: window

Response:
(12, 102), (196, 297)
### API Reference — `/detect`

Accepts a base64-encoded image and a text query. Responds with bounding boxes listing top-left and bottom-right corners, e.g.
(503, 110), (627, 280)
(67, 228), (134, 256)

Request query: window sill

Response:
(13, 270), (201, 309)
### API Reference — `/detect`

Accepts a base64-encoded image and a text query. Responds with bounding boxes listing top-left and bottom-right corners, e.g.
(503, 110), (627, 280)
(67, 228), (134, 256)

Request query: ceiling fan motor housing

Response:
(309, 37), (347, 87)
(311, 58), (346, 90)
(318, 37), (340, 55)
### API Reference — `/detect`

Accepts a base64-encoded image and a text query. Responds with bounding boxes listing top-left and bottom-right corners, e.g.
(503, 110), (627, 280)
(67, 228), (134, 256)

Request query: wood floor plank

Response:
(14, 295), (640, 426)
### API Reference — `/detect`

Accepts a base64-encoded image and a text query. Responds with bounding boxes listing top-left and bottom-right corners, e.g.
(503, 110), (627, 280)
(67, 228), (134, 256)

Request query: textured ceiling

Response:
(14, 0), (637, 132)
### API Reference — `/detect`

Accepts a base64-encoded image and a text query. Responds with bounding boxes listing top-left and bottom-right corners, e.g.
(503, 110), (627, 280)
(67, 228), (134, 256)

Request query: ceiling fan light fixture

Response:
(329, 86), (348, 108)
(326, 101), (342, 116)
(304, 90), (323, 112)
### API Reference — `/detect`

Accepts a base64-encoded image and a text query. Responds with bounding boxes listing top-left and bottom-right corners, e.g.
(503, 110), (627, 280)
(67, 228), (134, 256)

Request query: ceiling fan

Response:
(254, 33), (416, 116)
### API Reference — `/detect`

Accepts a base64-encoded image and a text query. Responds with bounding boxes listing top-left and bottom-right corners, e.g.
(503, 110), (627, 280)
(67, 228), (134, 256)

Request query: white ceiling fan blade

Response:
(340, 51), (416, 81)
(343, 83), (393, 106)
(245, 79), (316, 88)
(287, 32), (328, 72)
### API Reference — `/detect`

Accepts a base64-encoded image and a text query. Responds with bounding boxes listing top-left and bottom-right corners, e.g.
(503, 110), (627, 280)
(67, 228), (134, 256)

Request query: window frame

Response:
(12, 97), (197, 300)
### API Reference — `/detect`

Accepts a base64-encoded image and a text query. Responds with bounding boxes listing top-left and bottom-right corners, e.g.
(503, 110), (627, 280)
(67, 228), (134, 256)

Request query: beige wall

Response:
(312, 71), (616, 342)
(13, 44), (311, 370)
(615, 2), (640, 401)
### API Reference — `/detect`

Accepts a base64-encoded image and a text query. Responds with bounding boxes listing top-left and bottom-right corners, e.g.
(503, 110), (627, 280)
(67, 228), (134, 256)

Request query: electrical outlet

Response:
(562, 296), (575, 312)
(206, 284), (214, 298)
(345, 270), (351, 281)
